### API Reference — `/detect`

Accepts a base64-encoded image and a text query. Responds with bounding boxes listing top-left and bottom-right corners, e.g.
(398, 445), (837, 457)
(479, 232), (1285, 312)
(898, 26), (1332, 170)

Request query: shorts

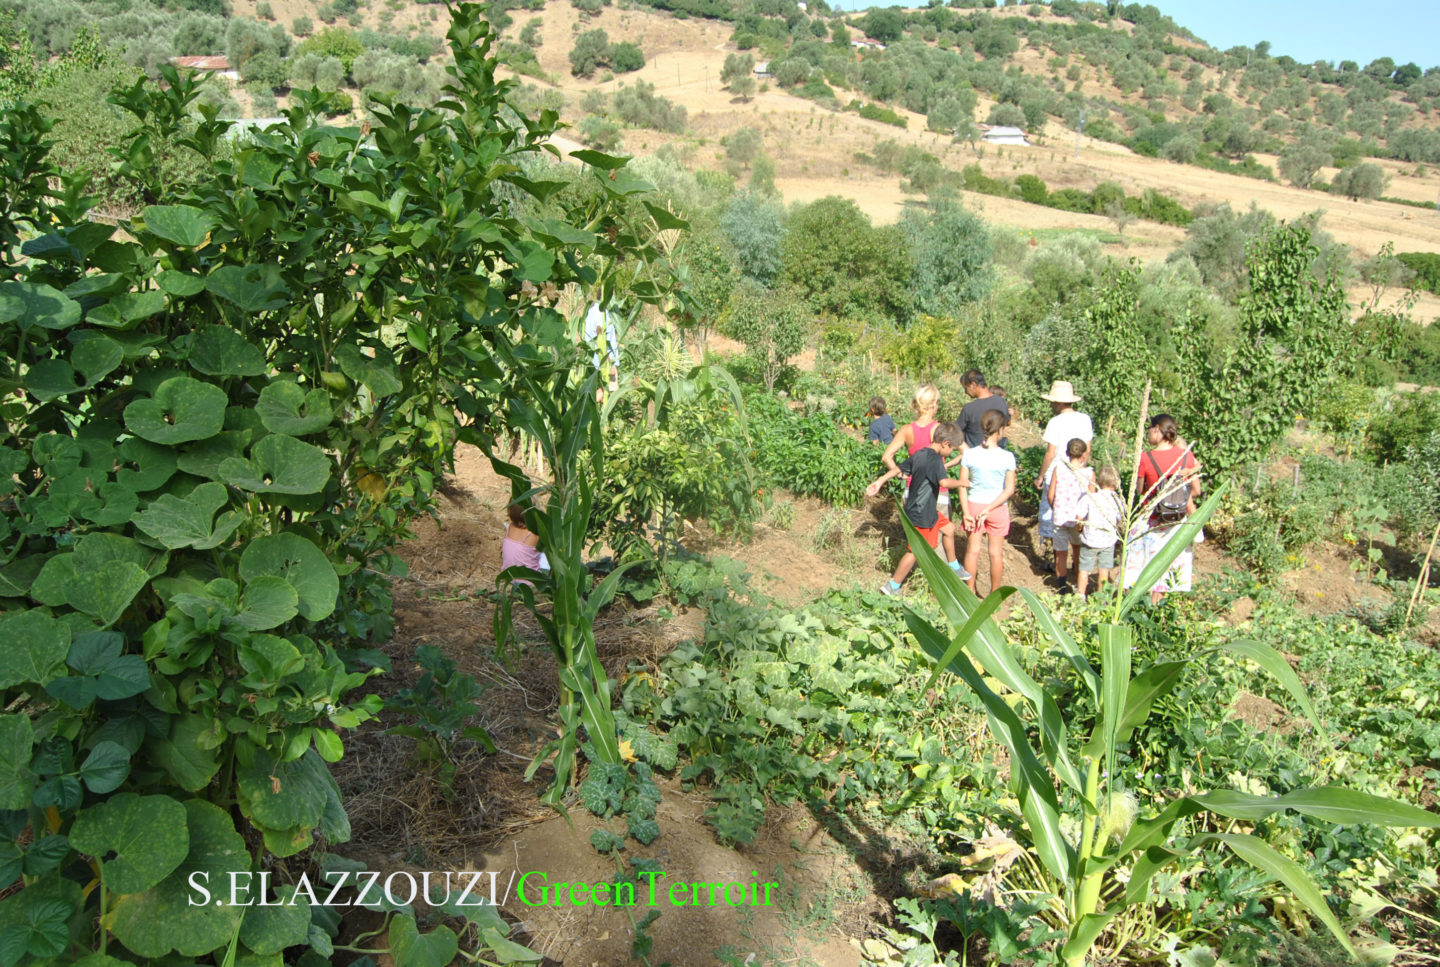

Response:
(1078, 544), (1115, 571)
(963, 502), (1010, 537)
(916, 513), (951, 549)
(1053, 524), (1081, 552)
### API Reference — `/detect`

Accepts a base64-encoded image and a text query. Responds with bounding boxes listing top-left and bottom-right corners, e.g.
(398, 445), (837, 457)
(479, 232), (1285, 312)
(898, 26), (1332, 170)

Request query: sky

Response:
(821, 0), (1437, 71)
(1146, 1), (1436, 71)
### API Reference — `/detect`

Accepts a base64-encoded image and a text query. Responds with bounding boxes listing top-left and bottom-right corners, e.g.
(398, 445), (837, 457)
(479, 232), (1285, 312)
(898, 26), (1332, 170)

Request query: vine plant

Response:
(0, 5), (677, 963)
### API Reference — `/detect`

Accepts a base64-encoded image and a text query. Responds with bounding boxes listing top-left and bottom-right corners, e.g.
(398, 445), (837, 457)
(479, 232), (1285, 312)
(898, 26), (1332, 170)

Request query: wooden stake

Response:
(1404, 519), (1440, 631)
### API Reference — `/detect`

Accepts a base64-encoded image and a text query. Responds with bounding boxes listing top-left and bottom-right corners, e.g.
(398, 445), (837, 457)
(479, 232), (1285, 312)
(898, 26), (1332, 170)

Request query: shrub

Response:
(292, 15), (314, 36)
(612, 81), (686, 133)
(578, 113), (623, 150)
(569, 28), (610, 76)
(1367, 393), (1440, 464)
(986, 101), (1026, 127)
(1397, 252), (1440, 295)
(1329, 161), (1386, 201)
(611, 40), (645, 72)
(857, 102), (907, 127)
(256, 1), (274, 19)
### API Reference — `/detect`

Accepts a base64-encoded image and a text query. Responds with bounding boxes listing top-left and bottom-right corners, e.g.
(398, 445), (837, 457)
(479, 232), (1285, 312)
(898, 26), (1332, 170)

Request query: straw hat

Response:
(1040, 380), (1082, 403)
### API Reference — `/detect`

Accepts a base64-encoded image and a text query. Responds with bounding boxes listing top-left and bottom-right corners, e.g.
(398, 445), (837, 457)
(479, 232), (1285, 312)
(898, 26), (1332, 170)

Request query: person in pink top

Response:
(879, 384), (957, 522)
(500, 504), (548, 586)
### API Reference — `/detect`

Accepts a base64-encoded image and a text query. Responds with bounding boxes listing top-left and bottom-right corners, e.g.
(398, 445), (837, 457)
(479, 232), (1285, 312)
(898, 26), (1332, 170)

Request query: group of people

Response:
(864, 374), (1202, 603)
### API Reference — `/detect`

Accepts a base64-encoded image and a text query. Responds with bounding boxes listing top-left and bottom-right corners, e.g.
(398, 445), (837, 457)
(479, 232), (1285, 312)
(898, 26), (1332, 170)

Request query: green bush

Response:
(1015, 172), (1049, 205)
(857, 102), (908, 127)
(1397, 252), (1440, 295)
(746, 394), (880, 506)
(1367, 392), (1440, 464)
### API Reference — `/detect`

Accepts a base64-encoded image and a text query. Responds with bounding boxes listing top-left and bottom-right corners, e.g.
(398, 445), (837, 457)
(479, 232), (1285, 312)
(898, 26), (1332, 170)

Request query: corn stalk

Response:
(901, 490), (1440, 965)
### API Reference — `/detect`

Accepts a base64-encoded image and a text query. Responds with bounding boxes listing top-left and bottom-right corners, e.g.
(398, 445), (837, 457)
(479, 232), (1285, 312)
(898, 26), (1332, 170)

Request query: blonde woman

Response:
(879, 385), (969, 579)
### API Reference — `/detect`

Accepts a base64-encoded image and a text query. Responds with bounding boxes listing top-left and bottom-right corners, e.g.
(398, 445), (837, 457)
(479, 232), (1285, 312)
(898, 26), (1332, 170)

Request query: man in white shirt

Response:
(583, 302), (620, 399)
(1034, 380), (1093, 590)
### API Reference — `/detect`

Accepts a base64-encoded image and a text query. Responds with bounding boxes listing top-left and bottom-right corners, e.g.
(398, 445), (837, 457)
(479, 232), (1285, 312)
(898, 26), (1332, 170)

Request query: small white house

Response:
(982, 125), (1030, 146)
(754, 61), (771, 77)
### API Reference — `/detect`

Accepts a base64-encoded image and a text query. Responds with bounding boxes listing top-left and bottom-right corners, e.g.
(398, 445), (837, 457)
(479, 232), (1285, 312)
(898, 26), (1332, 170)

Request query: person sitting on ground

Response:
(957, 369), (1010, 454)
(867, 421), (970, 595)
(500, 503), (549, 586)
(1074, 465), (1123, 599)
(959, 409), (1017, 594)
(866, 396), (896, 446)
(1047, 438), (1095, 593)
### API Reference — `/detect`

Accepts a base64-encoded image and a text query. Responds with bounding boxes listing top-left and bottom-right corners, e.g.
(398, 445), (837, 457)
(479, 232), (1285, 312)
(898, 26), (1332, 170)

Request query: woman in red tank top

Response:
(879, 384), (944, 498)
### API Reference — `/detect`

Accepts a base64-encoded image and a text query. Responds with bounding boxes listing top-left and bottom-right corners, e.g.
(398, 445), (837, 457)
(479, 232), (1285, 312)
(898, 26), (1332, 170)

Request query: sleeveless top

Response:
(906, 421), (946, 496)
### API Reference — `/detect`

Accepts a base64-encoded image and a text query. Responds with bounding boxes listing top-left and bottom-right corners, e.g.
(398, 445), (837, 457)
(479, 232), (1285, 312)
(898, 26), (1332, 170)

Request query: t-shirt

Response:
(898, 447), (947, 528)
(1042, 409), (1094, 453)
(962, 445), (1016, 505)
(958, 395), (1010, 448)
(1137, 446), (1197, 523)
(1077, 490), (1123, 548)
(867, 414), (896, 445)
(1051, 461), (1094, 527)
(584, 304), (619, 368)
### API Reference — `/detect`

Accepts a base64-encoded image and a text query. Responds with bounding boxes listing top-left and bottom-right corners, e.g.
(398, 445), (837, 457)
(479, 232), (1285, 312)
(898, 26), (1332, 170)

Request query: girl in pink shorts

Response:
(958, 410), (1017, 594)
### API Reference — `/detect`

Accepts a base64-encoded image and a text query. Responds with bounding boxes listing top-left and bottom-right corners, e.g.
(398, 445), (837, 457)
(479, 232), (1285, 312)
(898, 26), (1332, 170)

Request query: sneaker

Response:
(949, 562), (972, 580)
(879, 582), (899, 596)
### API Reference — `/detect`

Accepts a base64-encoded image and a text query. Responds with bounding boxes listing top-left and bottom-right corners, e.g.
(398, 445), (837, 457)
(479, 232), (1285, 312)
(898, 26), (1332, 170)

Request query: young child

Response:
(959, 410), (1017, 593)
(866, 421), (970, 595)
(500, 503), (548, 585)
(1047, 438), (1094, 593)
(1074, 466), (1123, 599)
(866, 396), (896, 446)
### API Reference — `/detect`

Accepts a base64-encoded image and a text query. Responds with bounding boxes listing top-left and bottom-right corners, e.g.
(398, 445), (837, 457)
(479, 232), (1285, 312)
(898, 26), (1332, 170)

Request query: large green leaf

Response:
(0, 715), (35, 810)
(190, 325), (267, 377)
(0, 874), (82, 962)
(1205, 832), (1355, 959)
(0, 610), (70, 689)
(124, 376), (228, 445)
(1118, 482), (1228, 617)
(255, 382), (333, 436)
(47, 632), (150, 708)
(141, 205), (215, 248)
(334, 343), (402, 397)
(0, 280), (81, 330)
(1216, 638), (1325, 739)
(69, 793), (189, 895)
(1116, 660), (1188, 745)
(63, 560), (150, 626)
(220, 435), (331, 495)
(238, 885), (310, 955)
(239, 533), (338, 621)
(25, 336), (123, 401)
(389, 915), (458, 967)
(237, 749), (330, 837)
(149, 714), (222, 791)
(1200, 788), (1440, 828)
(116, 437), (178, 493)
(108, 799), (247, 958)
(79, 741), (132, 793)
(132, 482), (244, 550)
(902, 511), (1087, 799)
(207, 264), (289, 313)
(1083, 623), (1132, 769)
(904, 609), (1074, 883)
(87, 291), (166, 330)
(233, 578), (299, 631)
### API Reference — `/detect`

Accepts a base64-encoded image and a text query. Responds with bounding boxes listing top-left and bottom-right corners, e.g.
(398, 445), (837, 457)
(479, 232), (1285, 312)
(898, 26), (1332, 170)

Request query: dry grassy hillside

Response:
(223, 0), (1440, 321)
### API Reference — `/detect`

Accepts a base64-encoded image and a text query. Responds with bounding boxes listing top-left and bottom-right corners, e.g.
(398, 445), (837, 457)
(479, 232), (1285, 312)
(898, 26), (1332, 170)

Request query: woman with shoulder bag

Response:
(1123, 414), (1201, 605)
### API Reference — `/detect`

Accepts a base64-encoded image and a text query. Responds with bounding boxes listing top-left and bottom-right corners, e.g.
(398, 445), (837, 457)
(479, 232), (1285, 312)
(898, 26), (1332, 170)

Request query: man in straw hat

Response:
(1035, 380), (1093, 592)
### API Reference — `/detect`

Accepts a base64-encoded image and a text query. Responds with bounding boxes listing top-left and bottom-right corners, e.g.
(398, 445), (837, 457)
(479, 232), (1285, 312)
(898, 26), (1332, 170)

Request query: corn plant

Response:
(901, 484), (1440, 966)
